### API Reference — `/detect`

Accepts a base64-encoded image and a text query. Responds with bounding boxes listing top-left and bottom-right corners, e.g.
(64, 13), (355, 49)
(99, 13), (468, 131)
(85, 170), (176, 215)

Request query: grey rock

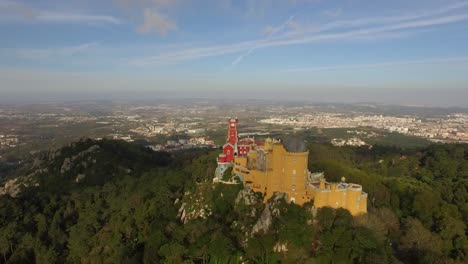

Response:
(251, 192), (285, 235)
(60, 158), (71, 174)
(251, 203), (272, 235)
(235, 187), (259, 207)
(0, 178), (22, 197)
(60, 145), (100, 174)
(75, 174), (86, 183)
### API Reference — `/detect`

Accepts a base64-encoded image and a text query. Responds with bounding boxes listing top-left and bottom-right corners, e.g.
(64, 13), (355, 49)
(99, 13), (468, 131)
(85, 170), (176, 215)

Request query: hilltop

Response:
(1, 138), (172, 197)
(0, 139), (466, 263)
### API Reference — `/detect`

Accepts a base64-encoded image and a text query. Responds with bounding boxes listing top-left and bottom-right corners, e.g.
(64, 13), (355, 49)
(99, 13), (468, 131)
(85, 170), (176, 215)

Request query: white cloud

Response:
(282, 56), (468, 72)
(285, 1), (468, 36)
(113, 0), (179, 35)
(0, 0), (121, 25)
(129, 39), (260, 66)
(116, 0), (178, 9)
(227, 14), (297, 69)
(4, 43), (98, 60)
(262, 15), (297, 36)
(222, 0), (322, 18)
(129, 5), (468, 66)
(36, 13), (121, 25)
(321, 8), (342, 18)
(261, 13), (468, 48)
(137, 8), (176, 35)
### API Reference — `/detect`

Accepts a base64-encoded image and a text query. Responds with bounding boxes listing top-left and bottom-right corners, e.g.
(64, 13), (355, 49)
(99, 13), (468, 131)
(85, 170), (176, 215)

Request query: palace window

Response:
(292, 169), (296, 175)
(292, 185), (296, 191)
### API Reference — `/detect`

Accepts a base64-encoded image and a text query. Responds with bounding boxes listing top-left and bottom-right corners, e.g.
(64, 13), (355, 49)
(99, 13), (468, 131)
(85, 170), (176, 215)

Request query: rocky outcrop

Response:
(1, 144), (101, 198)
(32, 157), (43, 169)
(178, 201), (212, 224)
(0, 172), (39, 198)
(235, 187), (261, 217)
(48, 149), (61, 161)
(60, 145), (100, 174)
(273, 241), (289, 253)
(60, 158), (72, 174)
(235, 187), (259, 206)
(252, 203), (273, 234)
(178, 184), (213, 224)
(0, 178), (23, 197)
(251, 192), (285, 235)
(75, 174), (86, 183)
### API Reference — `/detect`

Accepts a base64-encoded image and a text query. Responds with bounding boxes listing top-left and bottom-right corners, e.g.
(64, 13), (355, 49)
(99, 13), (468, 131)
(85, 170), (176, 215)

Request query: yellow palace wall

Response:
(313, 180), (367, 215)
(234, 140), (311, 205)
(233, 140), (367, 215)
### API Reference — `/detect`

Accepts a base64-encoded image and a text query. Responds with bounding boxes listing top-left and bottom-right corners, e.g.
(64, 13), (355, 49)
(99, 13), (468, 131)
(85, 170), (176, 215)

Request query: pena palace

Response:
(214, 118), (367, 216)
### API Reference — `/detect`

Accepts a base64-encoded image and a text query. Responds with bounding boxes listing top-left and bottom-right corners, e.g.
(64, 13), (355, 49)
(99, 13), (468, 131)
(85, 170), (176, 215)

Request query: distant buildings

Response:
(331, 138), (368, 147)
(187, 128), (206, 134)
(108, 134), (134, 142)
(150, 136), (216, 152)
(0, 135), (19, 148)
(259, 112), (468, 143)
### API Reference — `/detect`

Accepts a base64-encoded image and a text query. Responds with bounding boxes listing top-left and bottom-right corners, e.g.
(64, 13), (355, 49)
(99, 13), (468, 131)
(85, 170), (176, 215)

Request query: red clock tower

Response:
(215, 117), (258, 181)
(222, 117), (238, 162)
(227, 118), (238, 144)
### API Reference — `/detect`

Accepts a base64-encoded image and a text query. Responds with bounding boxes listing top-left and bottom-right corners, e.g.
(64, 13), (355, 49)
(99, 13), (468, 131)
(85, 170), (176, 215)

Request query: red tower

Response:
(227, 118), (238, 145)
(215, 117), (259, 181)
(215, 118), (236, 180)
(220, 117), (238, 162)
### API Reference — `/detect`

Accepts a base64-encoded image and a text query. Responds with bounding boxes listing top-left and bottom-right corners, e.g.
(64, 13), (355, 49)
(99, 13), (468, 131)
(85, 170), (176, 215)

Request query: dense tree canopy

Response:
(0, 139), (466, 263)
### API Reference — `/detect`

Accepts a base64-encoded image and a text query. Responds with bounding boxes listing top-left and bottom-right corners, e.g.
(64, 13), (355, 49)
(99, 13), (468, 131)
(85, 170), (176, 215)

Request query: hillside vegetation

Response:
(0, 139), (466, 263)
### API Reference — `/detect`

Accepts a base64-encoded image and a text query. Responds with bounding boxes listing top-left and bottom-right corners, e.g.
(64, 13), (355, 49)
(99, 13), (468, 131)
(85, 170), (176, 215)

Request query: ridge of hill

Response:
(0, 139), (466, 263)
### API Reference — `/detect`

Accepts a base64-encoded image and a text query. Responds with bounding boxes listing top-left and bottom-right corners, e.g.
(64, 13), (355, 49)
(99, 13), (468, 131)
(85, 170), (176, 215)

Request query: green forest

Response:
(0, 138), (467, 263)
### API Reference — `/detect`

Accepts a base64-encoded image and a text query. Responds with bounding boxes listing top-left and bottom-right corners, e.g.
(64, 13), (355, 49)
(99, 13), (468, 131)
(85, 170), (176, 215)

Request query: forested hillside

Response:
(0, 139), (466, 263)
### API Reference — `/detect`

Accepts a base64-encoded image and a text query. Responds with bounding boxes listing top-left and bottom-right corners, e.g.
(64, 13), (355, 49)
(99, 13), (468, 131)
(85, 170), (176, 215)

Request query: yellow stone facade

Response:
(234, 138), (312, 205)
(233, 138), (367, 215)
(313, 178), (368, 216)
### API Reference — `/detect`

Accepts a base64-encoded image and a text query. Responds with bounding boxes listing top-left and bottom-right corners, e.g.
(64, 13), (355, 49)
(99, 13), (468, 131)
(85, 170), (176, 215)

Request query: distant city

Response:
(0, 100), (466, 159)
(260, 113), (467, 144)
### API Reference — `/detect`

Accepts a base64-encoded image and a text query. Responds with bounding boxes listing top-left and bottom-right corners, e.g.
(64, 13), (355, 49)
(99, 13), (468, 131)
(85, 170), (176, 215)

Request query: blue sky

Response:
(1, 0), (468, 106)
